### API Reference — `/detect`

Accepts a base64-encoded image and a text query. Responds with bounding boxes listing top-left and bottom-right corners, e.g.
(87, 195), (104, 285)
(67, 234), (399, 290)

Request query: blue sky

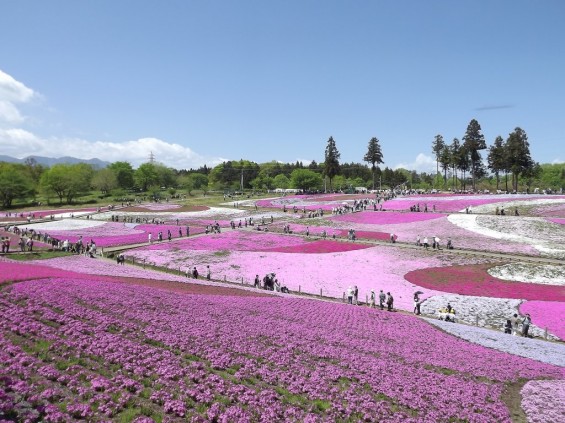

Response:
(1, 0), (564, 171)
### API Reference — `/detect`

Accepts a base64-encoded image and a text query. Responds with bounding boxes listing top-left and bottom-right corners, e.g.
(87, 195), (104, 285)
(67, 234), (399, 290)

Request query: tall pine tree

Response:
(363, 137), (384, 190)
(462, 119), (487, 191)
(324, 136), (341, 191)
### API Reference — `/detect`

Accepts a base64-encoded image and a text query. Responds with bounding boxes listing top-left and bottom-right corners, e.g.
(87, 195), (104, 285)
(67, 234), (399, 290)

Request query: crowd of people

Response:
(504, 313), (532, 337)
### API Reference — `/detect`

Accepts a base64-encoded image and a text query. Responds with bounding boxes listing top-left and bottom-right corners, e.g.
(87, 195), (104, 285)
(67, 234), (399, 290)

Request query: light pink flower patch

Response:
(548, 218), (565, 225)
(519, 301), (565, 340)
(521, 380), (565, 423)
(139, 230), (309, 252)
(331, 211), (443, 225)
(265, 240), (371, 254)
(136, 203), (183, 211)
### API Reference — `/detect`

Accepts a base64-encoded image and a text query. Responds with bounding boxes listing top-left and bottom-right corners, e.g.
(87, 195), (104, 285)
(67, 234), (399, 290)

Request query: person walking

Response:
(413, 293), (421, 315)
(206, 265), (211, 280)
(386, 292), (394, 311)
(347, 286), (353, 304)
(379, 290), (386, 310)
(521, 314), (532, 337)
(510, 313), (520, 336)
(369, 290), (376, 308)
(353, 286), (359, 305)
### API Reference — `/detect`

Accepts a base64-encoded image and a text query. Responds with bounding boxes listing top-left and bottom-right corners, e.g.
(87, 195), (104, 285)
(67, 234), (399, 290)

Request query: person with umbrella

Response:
(414, 291), (423, 315)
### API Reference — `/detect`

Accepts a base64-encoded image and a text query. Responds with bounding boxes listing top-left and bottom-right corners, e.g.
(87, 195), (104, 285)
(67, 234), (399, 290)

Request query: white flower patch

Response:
(423, 317), (565, 367)
(22, 219), (106, 231)
(447, 214), (565, 258)
(470, 197), (565, 214)
(488, 263), (565, 286)
(420, 294), (557, 340)
(51, 211), (94, 219)
(94, 207), (247, 221)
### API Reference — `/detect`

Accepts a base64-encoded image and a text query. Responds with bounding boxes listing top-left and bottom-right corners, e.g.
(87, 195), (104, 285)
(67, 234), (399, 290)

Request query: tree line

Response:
(0, 119), (563, 207)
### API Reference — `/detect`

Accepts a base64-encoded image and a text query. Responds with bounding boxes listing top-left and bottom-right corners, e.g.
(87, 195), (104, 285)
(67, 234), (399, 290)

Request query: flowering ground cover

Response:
(405, 263), (565, 302)
(1, 277), (563, 422)
(0, 260), (83, 284)
(488, 263), (565, 286)
(521, 380), (565, 423)
(548, 217), (565, 225)
(447, 214), (564, 258)
(519, 301), (565, 341)
(331, 211), (444, 225)
(423, 318), (565, 367)
(381, 194), (565, 213)
(129, 233), (498, 310)
(257, 193), (372, 211)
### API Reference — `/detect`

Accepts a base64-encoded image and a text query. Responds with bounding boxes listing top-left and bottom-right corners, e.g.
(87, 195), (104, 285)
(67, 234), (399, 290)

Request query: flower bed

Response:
(1, 277), (563, 422)
(423, 318), (565, 367)
(331, 211), (443, 225)
(521, 380), (565, 423)
(405, 263), (565, 302)
(129, 240), (478, 310)
(548, 217), (565, 225)
(488, 263), (565, 286)
(519, 301), (565, 340)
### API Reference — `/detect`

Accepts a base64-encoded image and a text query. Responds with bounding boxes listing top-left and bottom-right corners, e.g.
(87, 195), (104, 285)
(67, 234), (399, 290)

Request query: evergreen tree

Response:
(432, 135), (445, 178)
(449, 138), (461, 190)
(363, 137), (384, 189)
(487, 136), (505, 190)
(462, 119), (487, 191)
(439, 145), (451, 188)
(324, 136), (341, 191)
(505, 127), (536, 192)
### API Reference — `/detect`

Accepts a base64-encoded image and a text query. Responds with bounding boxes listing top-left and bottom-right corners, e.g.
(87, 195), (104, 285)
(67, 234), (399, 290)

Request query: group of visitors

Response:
(416, 235), (448, 250)
(408, 203), (436, 213)
(1, 237), (12, 253)
(187, 265), (211, 280)
(254, 273), (289, 293)
(504, 313), (532, 337)
(352, 287), (394, 311)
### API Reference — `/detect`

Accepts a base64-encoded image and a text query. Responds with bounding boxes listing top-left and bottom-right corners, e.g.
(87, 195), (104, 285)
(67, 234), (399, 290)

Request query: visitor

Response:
(192, 267), (199, 279)
(379, 290), (386, 310)
(510, 313), (519, 336)
(369, 290), (376, 308)
(386, 292), (394, 311)
(423, 236), (429, 249)
(521, 314), (532, 337)
(413, 293), (421, 315)
(353, 286), (359, 305)
(347, 286), (353, 304)
(254, 274), (260, 288)
(206, 265), (211, 280)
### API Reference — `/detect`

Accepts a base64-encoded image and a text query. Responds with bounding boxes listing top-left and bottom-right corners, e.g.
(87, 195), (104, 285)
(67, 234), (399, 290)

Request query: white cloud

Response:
(0, 128), (224, 169)
(551, 158), (564, 164)
(0, 69), (35, 124)
(393, 153), (436, 173)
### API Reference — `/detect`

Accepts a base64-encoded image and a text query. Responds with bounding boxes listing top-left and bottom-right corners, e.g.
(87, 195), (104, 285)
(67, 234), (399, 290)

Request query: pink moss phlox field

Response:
(139, 230), (309, 252)
(331, 211), (444, 225)
(0, 260), (84, 284)
(134, 203), (183, 211)
(45, 223), (206, 247)
(520, 301), (565, 340)
(405, 264), (565, 302)
(547, 217), (565, 225)
(129, 243), (446, 310)
(257, 194), (372, 211)
(2, 278), (563, 422)
(521, 380), (565, 423)
(265, 240), (371, 254)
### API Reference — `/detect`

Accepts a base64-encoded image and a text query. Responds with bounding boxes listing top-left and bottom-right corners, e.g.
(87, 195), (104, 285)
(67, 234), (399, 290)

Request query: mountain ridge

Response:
(0, 155), (109, 168)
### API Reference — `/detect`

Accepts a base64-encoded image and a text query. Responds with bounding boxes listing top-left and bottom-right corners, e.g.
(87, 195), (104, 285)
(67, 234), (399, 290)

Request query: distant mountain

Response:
(0, 155), (110, 168)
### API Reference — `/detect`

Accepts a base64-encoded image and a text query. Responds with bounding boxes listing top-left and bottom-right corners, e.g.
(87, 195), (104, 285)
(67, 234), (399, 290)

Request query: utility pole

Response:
(240, 168), (244, 192)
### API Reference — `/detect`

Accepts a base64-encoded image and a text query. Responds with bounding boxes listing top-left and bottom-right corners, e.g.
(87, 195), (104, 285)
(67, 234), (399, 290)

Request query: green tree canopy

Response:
(290, 169), (323, 191)
(108, 161), (135, 189)
(0, 163), (34, 208)
(40, 163), (94, 204)
(134, 163), (159, 191)
(364, 137), (384, 190)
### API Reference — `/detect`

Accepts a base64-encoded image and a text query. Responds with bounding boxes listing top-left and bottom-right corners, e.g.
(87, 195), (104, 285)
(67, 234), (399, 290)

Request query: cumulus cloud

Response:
(0, 128), (224, 169)
(0, 69), (35, 124)
(393, 153), (436, 173)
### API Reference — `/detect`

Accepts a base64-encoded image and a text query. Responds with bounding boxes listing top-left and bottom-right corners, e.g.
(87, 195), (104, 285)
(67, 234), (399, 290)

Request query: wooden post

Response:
(299, 285), (301, 293)
(544, 327), (548, 340)
(365, 294), (368, 305)
(241, 277), (244, 284)
(319, 288), (322, 297)
(343, 292), (345, 302)
(224, 275), (227, 282)
(475, 315), (479, 326)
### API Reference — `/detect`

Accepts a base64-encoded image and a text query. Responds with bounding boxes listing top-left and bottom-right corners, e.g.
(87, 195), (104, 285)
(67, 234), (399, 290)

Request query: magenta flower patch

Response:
(520, 301), (565, 340)
(405, 263), (565, 302)
(265, 240), (371, 254)
(331, 211), (443, 225)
